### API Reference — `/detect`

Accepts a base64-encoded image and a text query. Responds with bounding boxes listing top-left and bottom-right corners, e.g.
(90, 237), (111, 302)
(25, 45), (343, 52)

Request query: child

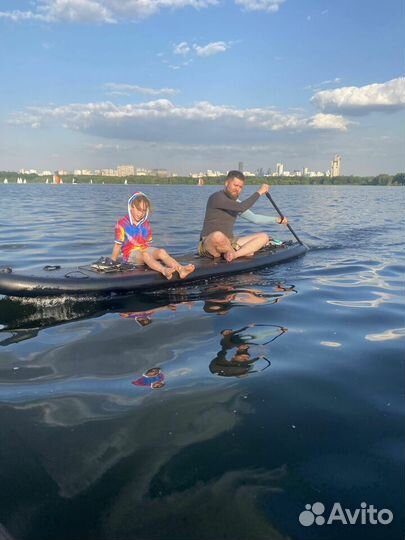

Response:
(111, 192), (195, 280)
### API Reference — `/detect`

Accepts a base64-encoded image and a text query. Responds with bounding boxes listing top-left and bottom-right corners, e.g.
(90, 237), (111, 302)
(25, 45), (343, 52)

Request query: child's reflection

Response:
(132, 367), (165, 389)
(120, 303), (192, 327)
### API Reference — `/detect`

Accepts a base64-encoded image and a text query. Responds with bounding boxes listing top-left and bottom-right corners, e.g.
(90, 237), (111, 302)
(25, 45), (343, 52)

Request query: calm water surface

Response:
(0, 184), (404, 540)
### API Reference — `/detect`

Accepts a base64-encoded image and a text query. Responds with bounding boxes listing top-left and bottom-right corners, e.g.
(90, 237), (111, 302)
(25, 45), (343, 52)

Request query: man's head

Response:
(224, 170), (245, 200)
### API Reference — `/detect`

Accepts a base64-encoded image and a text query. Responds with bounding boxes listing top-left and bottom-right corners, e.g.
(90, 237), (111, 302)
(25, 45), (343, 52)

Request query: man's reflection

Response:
(221, 323), (288, 349)
(210, 323), (287, 378)
(209, 345), (270, 378)
(203, 283), (296, 315)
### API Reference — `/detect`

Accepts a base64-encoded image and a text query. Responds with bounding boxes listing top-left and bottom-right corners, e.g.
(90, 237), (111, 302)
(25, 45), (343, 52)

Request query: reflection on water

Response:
(0, 278), (296, 345)
(365, 327), (405, 341)
(132, 367), (166, 389)
(0, 185), (404, 540)
(202, 283), (296, 314)
(209, 324), (287, 378)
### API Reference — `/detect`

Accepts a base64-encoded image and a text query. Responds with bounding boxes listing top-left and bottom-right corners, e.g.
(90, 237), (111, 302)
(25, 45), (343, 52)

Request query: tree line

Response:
(1, 172), (404, 186)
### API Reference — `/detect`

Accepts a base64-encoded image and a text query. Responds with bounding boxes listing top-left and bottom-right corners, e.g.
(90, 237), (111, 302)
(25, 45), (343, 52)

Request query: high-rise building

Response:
(238, 161), (244, 172)
(330, 155), (341, 177)
(276, 163), (284, 176)
(117, 165), (135, 177)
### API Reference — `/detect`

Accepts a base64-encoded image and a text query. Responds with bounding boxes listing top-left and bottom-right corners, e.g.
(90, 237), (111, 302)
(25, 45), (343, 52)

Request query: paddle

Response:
(265, 192), (303, 245)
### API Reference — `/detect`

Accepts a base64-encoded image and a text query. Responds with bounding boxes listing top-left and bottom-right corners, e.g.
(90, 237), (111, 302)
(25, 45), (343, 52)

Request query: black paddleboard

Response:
(0, 242), (307, 298)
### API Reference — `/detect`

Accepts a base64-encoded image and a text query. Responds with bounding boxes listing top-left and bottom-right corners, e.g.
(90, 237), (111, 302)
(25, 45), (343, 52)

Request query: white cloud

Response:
(104, 83), (179, 97)
(307, 113), (353, 131)
(234, 0), (285, 13)
(311, 77), (405, 115)
(173, 42), (191, 56)
(173, 40), (231, 59)
(305, 77), (342, 91)
(0, 10), (47, 22)
(193, 41), (230, 57)
(10, 99), (351, 145)
(0, 0), (218, 23)
(168, 40), (231, 69)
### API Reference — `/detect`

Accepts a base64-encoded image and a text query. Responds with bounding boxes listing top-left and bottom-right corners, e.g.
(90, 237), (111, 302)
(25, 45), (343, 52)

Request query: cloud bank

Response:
(0, 0), (286, 23)
(0, 0), (219, 23)
(311, 77), (405, 115)
(10, 99), (350, 144)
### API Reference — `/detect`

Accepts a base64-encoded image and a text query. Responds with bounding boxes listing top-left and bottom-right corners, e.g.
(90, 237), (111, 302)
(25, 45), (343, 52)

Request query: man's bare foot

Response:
(162, 267), (175, 280)
(178, 263), (195, 279)
(224, 250), (235, 262)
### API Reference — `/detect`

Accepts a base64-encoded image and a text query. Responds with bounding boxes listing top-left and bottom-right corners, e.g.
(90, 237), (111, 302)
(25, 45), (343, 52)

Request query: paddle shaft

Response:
(265, 192), (303, 245)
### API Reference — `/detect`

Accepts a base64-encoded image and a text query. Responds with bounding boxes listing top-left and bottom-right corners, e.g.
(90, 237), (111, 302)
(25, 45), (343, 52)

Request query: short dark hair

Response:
(226, 170), (245, 182)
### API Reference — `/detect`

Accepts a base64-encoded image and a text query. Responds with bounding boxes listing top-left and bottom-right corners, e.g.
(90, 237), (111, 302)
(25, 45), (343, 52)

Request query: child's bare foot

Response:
(162, 267), (175, 280)
(177, 264), (195, 279)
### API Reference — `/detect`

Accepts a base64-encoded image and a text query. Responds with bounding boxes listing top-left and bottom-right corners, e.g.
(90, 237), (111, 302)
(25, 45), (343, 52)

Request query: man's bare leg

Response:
(233, 233), (269, 259)
(202, 231), (236, 261)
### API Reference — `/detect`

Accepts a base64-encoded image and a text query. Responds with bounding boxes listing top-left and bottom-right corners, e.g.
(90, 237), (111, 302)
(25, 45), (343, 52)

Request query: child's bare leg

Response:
(142, 251), (174, 279)
(153, 248), (195, 279)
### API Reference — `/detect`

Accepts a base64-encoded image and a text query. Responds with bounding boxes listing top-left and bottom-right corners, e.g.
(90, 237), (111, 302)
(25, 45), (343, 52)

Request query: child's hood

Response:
(128, 191), (149, 226)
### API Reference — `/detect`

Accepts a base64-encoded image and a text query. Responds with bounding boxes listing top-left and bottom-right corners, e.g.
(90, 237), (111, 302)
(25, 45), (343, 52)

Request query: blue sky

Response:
(0, 0), (404, 175)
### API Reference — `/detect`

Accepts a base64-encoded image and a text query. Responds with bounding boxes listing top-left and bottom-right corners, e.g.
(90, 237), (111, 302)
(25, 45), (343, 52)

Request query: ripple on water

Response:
(0, 184), (404, 540)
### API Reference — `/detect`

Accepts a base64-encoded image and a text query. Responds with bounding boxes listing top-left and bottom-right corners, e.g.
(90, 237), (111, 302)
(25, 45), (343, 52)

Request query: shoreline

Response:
(1, 173), (404, 187)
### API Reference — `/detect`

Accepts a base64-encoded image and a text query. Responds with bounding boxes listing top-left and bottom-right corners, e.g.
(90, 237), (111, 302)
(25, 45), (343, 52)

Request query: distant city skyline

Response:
(14, 154), (341, 178)
(0, 0), (404, 175)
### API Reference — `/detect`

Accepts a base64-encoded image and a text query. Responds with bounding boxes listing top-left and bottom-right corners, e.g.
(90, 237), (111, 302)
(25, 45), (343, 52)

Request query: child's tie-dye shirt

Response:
(114, 215), (152, 261)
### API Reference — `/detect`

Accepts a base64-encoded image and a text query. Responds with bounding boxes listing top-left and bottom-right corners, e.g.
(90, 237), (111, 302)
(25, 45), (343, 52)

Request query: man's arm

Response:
(238, 199), (287, 225)
(215, 191), (260, 213)
(240, 208), (279, 225)
(214, 184), (269, 213)
(239, 206), (288, 225)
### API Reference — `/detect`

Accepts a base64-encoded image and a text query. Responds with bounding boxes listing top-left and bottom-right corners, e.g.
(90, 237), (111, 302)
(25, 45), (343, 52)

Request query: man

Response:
(198, 170), (288, 261)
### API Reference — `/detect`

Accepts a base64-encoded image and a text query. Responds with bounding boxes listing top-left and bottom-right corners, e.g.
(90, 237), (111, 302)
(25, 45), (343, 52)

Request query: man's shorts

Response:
(197, 237), (240, 258)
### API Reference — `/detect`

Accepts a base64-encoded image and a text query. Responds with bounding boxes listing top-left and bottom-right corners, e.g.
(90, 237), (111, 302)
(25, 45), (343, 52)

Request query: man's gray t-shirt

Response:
(200, 190), (260, 239)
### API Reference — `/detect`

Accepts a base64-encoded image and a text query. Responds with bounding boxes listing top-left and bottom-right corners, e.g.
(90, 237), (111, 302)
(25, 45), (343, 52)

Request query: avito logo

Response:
(299, 502), (393, 526)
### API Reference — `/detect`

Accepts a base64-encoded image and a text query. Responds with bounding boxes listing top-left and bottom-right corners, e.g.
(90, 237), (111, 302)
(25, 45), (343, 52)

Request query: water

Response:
(0, 184), (404, 540)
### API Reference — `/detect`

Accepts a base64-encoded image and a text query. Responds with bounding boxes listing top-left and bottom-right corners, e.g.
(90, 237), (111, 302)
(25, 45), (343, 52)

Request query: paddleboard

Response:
(0, 241), (307, 298)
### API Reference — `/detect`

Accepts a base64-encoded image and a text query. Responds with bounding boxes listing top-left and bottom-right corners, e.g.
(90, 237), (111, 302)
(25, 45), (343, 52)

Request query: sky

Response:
(0, 0), (404, 176)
